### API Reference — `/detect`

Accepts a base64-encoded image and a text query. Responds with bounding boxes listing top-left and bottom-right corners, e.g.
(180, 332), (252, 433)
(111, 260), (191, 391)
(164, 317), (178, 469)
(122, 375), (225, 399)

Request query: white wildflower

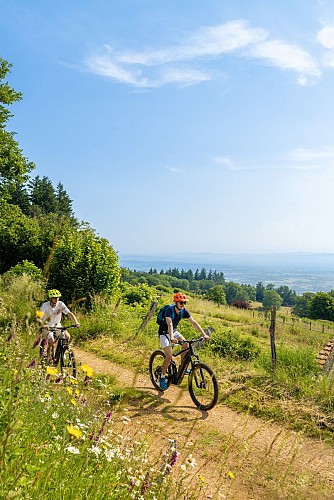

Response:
(88, 445), (102, 456)
(104, 449), (115, 462)
(66, 446), (80, 454)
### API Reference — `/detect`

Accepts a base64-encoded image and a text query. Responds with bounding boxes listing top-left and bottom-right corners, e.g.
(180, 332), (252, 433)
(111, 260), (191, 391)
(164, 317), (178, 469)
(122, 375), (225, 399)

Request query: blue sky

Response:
(2, 0), (334, 256)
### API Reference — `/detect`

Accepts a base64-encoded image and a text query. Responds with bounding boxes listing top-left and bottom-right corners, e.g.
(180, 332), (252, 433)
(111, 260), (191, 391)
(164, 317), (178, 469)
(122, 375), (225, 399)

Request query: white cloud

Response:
(160, 67), (211, 86)
(317, 25), (334, 69)
(214, 147), (334, 171)
(317, 25), (334, 49)
(166, 166), (184, 173)
(85, 50), (150, 87)
(323, 52), (334, 68)
(82, 20), (321, 87)
(118, 20), (267, 66)
(214, 156), (234, 168)
(284, 147), (334, 161)
(247, 40), (321, 83)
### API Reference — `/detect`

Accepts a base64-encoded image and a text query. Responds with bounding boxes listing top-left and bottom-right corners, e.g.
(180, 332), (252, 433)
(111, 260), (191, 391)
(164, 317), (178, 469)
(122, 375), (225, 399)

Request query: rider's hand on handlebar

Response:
(171, 338), (178, 344)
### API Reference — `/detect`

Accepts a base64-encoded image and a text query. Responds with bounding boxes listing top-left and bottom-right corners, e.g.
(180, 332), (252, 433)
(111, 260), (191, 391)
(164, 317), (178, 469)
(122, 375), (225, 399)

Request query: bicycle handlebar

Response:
(46, 324), (80, 331)
(177, 336), (206, 345)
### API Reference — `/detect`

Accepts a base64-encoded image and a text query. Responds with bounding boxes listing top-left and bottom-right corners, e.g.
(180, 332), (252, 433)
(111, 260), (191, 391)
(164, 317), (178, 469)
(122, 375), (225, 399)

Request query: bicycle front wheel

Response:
(60, 348), (77, 378)
(149, 350), (171, 391)
(188, 363), (219, 411)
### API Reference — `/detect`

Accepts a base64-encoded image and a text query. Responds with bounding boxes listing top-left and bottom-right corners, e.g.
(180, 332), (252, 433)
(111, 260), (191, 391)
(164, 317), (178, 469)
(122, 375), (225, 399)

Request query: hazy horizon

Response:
(119, 252), (334, 295)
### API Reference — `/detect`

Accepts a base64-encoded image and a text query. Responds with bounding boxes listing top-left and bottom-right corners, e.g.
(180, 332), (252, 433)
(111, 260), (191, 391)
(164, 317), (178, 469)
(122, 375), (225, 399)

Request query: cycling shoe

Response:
(160, 377), (167, 390)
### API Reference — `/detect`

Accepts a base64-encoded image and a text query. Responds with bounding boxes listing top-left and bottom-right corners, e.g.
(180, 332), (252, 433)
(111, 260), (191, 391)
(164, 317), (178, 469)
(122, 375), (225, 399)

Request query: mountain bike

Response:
(149, 328), (219, 411)
(40, 325), (78, 378)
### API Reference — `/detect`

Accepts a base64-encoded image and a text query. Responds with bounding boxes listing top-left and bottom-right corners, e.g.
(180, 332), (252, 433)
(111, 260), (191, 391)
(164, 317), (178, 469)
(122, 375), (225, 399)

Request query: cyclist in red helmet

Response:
(39, 289), (80, 362)
(159, 292), (209, 390)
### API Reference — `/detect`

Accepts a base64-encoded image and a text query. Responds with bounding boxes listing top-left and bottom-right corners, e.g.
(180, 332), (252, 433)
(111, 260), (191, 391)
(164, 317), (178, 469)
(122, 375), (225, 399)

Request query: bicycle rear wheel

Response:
(60, 348), (77, 378)
(149, 350), (171, 391)
(188, 363), (219, 411)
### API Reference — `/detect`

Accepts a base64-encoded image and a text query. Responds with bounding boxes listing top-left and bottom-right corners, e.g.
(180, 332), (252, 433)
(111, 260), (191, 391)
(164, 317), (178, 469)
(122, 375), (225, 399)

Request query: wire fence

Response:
(252, 309), (334, 335)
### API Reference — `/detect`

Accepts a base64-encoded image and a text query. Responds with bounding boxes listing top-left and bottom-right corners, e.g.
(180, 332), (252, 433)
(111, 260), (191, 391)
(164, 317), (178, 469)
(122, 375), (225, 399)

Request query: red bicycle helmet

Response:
(173, 292), (189, 302)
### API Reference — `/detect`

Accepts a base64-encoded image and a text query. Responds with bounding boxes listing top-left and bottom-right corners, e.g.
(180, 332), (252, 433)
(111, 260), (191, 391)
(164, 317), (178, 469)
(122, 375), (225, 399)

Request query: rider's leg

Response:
(64, 329), (71, 341)
(173, 331), (189, 364)
(47, 338), (55, 361)
(161, 346), (172, 376)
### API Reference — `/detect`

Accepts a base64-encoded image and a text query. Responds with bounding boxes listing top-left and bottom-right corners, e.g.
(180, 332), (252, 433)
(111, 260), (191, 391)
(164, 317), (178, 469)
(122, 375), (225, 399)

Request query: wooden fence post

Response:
(136, 300), (158, 335)
(113, 298), (122, 313)
(269, 306), (277, 370)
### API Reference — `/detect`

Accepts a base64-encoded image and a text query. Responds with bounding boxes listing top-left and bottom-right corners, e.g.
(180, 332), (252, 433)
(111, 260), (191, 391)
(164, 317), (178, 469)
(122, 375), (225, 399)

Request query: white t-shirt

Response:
(40, 300), (70, 327)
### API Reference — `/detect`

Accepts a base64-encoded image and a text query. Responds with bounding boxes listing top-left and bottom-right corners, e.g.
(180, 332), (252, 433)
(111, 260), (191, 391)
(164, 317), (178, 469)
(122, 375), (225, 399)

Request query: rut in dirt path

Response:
(75, 347), (334, 499)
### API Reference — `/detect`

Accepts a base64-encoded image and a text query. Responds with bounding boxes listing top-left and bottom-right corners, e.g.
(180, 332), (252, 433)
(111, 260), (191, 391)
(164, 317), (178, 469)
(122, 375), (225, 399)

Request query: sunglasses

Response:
(179, 302), (187, 306)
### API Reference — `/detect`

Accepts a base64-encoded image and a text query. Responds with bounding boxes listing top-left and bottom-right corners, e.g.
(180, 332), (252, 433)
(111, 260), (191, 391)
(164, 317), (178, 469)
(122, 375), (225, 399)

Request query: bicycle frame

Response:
(168, 341), (201, 386)
(39, 325), (78, 377)
(149, 327), (218, 410)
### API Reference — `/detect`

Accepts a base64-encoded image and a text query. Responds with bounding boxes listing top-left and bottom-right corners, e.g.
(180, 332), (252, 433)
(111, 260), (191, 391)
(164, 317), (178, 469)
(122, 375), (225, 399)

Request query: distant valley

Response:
(119, 252), (334, 295)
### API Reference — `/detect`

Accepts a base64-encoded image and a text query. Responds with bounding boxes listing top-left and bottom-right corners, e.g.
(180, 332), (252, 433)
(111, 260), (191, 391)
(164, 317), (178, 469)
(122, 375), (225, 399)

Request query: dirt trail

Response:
(75, 347), (334, 499)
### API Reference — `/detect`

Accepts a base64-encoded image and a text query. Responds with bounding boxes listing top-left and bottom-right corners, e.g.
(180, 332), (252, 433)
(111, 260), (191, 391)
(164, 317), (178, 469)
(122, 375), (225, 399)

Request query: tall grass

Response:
(0, 277), (206, 499)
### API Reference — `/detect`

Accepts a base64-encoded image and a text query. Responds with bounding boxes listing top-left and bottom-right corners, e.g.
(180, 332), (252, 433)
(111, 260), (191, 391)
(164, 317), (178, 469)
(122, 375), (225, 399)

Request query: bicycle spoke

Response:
(188, 363), (219, 411)
(59, 347), (77, 378)
(149, 350), (169, 391)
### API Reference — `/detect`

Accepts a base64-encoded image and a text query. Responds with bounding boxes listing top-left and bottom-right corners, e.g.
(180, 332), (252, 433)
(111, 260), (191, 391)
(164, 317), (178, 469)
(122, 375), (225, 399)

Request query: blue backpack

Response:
(156, 304), (184, 326)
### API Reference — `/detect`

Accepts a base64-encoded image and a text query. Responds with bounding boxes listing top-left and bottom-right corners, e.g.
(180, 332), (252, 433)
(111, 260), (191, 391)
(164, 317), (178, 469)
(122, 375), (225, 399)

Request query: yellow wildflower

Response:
(66, 387), (73, 395)
(75, 388), (80, 396)
(46, 367), (58, 376)
(36, 310), (44, 318)
(71, 399), (77, 406)
(80, 364), (94, 378)
(227, 470), (235, 479)
(69, 377), (78, 385)
(66, 424), (82, 439)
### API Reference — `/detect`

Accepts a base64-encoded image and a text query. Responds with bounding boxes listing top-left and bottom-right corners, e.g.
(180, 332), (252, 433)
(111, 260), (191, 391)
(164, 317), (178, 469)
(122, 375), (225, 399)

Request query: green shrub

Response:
(209, 329), (260, 360)
(122, 284), (154, 306)
(155, 284), (170, 293)
(0, 274), (45, 324)
(2, 260), (44, 283)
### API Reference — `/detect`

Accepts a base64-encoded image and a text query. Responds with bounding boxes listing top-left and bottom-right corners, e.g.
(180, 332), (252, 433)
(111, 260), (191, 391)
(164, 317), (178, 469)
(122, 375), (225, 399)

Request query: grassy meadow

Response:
(2, 275), (334, 499)
(77, 293), (334, 441)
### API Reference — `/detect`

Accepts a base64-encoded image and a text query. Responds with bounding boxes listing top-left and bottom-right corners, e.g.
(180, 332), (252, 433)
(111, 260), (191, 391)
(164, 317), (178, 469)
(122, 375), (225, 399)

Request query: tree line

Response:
(0, 58), (120, 307)
(123, 268), (298, 307)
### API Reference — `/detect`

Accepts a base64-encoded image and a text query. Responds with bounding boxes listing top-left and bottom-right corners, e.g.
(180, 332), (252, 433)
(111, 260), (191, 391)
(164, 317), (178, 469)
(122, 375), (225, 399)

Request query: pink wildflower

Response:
(27, 358), (37, 368)
(32, 336), (42, 348)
